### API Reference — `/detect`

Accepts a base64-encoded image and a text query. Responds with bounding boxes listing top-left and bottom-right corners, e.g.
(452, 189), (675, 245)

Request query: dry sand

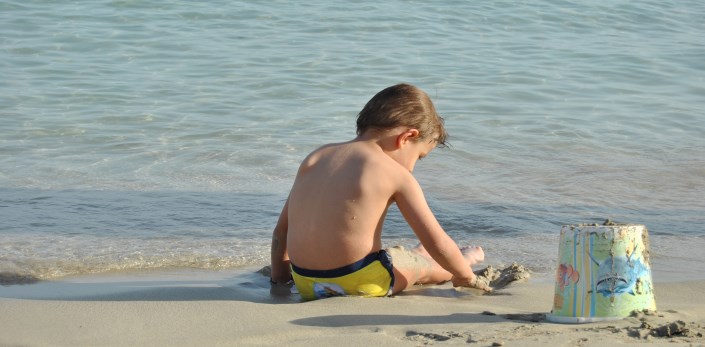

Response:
(1, 266), (703, 347)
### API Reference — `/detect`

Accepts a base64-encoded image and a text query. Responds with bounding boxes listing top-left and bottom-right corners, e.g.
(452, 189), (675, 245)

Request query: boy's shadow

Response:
(291, 312), (502, 328)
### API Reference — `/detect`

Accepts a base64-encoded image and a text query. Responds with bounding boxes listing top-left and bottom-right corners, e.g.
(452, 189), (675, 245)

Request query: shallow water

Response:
(1, 0), (704, 280)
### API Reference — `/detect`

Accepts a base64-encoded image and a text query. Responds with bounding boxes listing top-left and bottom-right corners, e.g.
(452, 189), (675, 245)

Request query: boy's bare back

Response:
(286, 135), (419, 271)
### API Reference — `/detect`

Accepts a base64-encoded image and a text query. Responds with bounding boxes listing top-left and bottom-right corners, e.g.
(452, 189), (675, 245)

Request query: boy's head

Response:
(356, 83), (448, 147)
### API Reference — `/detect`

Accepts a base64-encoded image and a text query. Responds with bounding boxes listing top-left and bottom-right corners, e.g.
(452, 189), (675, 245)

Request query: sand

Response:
(1, 265), (704, 347)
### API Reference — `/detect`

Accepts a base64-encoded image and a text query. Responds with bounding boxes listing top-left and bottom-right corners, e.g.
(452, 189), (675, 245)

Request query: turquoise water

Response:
(1, 1), (704, 281)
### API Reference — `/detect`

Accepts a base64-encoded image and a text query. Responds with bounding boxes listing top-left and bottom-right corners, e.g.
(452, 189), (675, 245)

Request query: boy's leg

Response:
(388, 244), (484, 295)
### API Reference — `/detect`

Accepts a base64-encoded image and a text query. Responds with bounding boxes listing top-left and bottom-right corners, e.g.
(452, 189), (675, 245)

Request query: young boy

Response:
(270, 83), (492, 300)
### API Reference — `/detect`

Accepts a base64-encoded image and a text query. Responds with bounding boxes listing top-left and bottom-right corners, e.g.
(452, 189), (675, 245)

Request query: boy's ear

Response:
(396, 129), (420, 147)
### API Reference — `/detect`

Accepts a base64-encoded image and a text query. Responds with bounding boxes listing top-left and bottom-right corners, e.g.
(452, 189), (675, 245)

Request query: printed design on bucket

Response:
(556, 263), (580, 291)
(548, 224), (656, 322)
(589, 244), (651, 298)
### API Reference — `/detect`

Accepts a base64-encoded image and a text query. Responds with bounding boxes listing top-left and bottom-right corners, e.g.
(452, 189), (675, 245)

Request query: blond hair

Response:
(356, 84), (447, 146)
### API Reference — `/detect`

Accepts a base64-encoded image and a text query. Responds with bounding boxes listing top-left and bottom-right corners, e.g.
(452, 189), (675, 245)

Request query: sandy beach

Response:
(1, 265), (703, 347)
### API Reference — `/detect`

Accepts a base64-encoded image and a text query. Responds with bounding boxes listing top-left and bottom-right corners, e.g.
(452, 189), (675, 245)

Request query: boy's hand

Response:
(452, 274), (493, 292)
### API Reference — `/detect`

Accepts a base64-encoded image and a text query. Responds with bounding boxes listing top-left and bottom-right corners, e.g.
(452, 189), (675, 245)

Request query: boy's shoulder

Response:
(302, 141), (398, 169)
(301, 142), (344, 163)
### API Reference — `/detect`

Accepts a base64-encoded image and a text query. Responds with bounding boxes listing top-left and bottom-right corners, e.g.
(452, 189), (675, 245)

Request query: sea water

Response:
(1, 0), (704, 282)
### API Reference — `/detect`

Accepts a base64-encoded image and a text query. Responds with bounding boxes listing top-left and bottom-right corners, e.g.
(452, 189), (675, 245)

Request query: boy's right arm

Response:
(394, 173), (487, 290)
(270, 198), (292, 284)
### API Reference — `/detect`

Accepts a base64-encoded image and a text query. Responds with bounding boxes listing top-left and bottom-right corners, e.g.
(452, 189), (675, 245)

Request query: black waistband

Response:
(290, 250), (386, 278)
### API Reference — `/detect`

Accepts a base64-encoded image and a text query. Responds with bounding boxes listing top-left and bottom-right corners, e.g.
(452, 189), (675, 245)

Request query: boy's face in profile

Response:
(395, 133), (437, 173)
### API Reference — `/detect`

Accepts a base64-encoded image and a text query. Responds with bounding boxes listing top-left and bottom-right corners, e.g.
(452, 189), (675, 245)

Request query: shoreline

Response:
(1, 267), (703, 346)
(4, 231), (704, 286)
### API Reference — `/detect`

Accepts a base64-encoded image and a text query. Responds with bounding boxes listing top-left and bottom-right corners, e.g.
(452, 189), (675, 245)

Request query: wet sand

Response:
(1, 265), (703, 346)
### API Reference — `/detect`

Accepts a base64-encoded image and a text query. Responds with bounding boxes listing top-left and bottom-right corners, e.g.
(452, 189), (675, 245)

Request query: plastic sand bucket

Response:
(546, 224), (656, 323)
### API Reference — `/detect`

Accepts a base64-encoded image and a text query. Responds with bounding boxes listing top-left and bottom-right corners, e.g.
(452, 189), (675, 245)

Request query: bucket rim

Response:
(545, 313), (624, 324)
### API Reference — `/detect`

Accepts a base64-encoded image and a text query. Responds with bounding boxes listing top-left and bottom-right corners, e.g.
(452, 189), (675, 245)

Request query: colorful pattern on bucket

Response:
(551, 225), (656, 319)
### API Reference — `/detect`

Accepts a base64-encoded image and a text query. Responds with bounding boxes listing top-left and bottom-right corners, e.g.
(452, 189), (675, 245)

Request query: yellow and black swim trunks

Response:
(291, 250), (395, 301)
